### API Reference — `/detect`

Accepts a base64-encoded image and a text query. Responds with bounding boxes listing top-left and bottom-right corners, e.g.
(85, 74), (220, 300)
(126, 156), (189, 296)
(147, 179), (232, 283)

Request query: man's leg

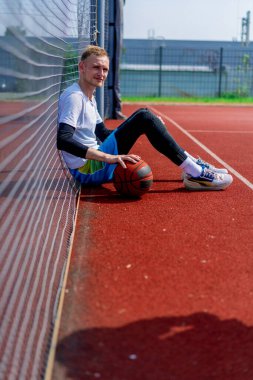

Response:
(113, 108), (233, 190)
(69, 131), (119, 185)
(114, 107), (202, 176)
(114, 108), (187, 166)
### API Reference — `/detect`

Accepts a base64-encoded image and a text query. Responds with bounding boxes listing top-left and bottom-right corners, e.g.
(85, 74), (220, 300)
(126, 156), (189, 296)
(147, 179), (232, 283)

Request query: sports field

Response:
(51, 103), (253, 380)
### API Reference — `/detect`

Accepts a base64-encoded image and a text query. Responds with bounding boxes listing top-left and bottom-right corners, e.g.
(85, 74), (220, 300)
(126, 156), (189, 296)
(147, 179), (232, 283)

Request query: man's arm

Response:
(85, 147), (140, 168)
(57, 122), (140, 168)
(57, 123), (89, 157)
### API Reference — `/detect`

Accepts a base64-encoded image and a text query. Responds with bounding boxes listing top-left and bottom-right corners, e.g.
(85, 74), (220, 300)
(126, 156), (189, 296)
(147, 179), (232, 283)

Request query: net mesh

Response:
(0, 0), (97, 378)
(120, 43), (253, 98)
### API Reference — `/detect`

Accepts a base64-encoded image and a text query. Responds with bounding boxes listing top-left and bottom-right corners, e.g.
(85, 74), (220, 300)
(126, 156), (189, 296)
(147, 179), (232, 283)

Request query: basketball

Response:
(113, 159), (153, 197)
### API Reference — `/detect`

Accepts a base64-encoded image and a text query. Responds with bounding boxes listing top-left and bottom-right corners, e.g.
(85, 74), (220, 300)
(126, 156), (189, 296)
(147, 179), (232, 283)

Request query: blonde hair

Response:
(80, 45), (109, 61)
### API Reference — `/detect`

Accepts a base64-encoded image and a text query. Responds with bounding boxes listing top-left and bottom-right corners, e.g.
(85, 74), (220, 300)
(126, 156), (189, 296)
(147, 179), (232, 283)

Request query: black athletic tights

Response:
(114, 108), (187, 166)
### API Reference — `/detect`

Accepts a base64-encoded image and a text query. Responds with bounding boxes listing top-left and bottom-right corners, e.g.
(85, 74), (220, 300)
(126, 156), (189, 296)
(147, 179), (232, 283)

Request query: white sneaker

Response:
(184, 168), (233, 191)
(195, 157), (228, 174)
(181, 157), (228, 180)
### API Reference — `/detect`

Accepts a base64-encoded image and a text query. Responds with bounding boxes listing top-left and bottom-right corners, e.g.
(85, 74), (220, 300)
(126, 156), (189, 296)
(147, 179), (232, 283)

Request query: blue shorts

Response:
(69, 131), (118, 185)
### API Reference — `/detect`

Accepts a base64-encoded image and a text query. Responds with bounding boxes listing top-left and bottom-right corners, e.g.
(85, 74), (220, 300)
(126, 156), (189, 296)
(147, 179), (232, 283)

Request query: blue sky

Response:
(123, 0), (253, 41)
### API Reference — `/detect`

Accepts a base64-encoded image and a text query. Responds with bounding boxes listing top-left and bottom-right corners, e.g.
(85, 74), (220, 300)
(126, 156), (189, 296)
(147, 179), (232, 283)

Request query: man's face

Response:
(79, 54), (109, 88)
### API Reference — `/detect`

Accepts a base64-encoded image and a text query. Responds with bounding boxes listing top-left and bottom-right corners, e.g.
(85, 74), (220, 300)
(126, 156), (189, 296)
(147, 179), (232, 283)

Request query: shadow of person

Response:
(55, 312), (253, 380)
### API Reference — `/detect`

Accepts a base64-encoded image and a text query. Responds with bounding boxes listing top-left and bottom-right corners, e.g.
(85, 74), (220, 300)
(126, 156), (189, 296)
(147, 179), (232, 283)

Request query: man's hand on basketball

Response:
(107, 154), (141, 169)
(118, 154), (141, 168)
(86, 148), (141, 168)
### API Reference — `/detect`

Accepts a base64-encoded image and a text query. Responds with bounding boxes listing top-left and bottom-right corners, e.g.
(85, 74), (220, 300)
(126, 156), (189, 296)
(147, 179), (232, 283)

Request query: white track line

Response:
(188, 130), (253, 134)
(150, 106), (253, 191)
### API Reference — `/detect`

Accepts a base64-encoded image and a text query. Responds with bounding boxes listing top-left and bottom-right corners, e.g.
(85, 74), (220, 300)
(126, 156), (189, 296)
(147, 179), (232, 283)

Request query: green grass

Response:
(122, 96), (253, 104)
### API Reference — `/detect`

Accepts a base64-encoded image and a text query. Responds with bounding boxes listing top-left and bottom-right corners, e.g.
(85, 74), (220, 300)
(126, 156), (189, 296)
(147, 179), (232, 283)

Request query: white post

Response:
(96, 0), (105, 118)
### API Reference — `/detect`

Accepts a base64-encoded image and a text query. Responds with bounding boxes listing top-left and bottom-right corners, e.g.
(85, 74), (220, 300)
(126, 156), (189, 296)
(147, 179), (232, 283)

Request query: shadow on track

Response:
(55, 312), (253, 380)
(80, 182), (188, 205)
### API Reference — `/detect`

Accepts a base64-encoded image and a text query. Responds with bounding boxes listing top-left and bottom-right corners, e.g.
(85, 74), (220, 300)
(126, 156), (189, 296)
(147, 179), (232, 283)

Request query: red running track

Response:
(52, 104), (253, 380)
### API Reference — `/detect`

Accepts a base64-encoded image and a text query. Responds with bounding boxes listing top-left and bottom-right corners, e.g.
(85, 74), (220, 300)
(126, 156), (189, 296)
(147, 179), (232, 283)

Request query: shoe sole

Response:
(184, 176), (233, 191)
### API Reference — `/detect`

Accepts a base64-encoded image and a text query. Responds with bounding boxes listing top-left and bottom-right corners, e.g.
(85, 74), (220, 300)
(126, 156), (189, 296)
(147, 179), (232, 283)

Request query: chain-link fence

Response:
(0, 0), (97, 378)
(120, 43), (253, 98)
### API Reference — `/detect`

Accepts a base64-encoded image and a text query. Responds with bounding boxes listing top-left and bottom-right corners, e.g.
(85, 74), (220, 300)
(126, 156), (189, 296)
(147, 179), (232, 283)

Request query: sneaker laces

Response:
(201, 168), (215, 180)
(201, 168), (224, 180)
(196, 157), (213, 169)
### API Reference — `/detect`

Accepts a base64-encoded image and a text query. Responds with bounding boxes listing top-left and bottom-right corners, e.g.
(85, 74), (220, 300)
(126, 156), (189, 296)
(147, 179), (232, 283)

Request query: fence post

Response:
(218, 47), (223, 97)
(158, 46), (163, 97)
(96, 0), (105, 117)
